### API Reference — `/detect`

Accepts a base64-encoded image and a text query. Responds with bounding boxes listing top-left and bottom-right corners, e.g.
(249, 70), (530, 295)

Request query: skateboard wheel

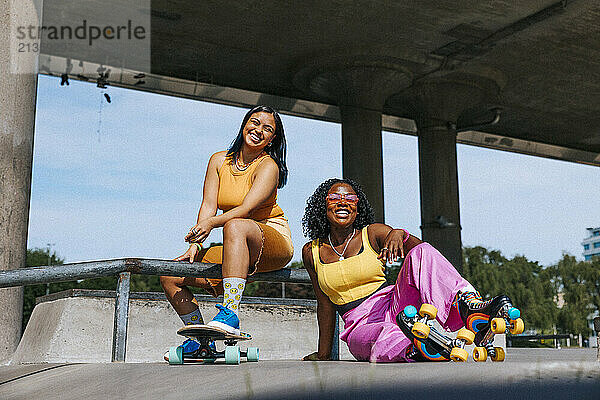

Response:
(508, 307), (521, 320)
(491, 347), (505, 362)
(246, 347), (259, 362)
(456, 328), (475, 345)
(225, 345), (241, 365)
(419, 304), (437, 320)
(509, 318), (524, 335)
(412, 322), (430, 339)
(491, 318), (506, 334)
(403, 305), (418, 319)
(168, 346), (184, 365)
(449, 347), (468, 362)
(472, 346), (487, 362)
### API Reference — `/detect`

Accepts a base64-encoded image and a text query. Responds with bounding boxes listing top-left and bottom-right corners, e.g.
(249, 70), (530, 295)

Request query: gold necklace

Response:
(235, 151), (264, 171)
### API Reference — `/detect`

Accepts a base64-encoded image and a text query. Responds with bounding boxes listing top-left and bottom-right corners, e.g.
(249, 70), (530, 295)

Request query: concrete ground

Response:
(1, 348), (598, 399)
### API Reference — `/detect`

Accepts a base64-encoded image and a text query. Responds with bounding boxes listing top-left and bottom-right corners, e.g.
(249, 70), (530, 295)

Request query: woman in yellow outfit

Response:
(161, 106), (293, 355)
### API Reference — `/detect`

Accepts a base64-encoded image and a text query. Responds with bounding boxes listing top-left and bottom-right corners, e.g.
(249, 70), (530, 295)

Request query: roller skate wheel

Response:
(246, 347), (259, 362)
(456, 328), (475, 345)
(449, 347), (468, 362)
(419, 303), (438, 320)
(491, 347), (505, 362)
(508, 307), (521, 320)
(168, 346), (184, 365)
(403, 305), (418, 319)
(225, 345), (241, 365)
(411, 322), (430, 339)
(491, 318), (506, 334)
(509, 318), (525, 335)
(472, 347), (487, 362)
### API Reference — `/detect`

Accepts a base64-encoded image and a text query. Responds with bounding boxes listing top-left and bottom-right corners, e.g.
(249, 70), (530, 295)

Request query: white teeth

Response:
(336, 210), (349, 216)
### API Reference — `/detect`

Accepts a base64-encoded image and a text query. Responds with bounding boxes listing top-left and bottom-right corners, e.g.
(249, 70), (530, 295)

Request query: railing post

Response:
(111, 271), (131, 362)
(594, 317), (600, 362)
(331, 311), (340, 360)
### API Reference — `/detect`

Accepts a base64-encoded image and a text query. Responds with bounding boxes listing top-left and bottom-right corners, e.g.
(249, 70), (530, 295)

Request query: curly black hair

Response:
(302, 178), (375, 240)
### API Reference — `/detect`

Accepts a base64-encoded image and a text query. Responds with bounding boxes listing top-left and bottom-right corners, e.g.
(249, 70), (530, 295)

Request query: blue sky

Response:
(28, 75), (600, 266)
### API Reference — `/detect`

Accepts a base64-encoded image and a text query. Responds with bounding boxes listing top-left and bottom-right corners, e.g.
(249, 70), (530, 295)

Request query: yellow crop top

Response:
(217, 153), (285, 221)
(311, 227), (386, 306)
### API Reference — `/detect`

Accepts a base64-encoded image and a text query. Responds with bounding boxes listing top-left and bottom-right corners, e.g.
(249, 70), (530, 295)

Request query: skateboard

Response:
(166, 324), (258, 365)
(397, 304), (474, 362)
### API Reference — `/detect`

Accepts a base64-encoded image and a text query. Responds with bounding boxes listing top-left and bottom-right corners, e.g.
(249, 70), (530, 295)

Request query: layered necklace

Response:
(235, 151), (265, 171)
(328, 228), (356, 261)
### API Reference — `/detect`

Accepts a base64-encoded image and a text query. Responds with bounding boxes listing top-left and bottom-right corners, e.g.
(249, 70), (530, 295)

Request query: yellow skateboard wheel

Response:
(473, 346), (487, 362)
(419, 303), (437, 320)
(491, 347), (505, 362)
(509, 318), (524, 334)
(456, 328), (475, 345)
(449, 347), (468, 362)
(412, 322), (430, 339)
(491, 317), (506, 334)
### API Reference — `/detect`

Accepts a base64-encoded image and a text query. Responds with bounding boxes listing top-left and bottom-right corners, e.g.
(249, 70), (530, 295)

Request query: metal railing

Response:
(0, 258), (340, 362)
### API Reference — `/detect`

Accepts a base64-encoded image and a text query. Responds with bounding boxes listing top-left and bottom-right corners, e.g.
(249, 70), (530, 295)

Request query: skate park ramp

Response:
(9, 289), (347, 363)
(1, 349), (598, 399)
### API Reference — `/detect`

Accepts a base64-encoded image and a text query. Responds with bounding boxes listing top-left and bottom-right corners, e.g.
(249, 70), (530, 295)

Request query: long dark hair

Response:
(302, 178), (375, 240)
(227, 105), (288, 188)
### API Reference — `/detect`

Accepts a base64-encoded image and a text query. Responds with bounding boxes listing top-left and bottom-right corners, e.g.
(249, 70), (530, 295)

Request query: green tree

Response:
(548, 255), (599, 337)
(462, 246), (558, 333)
(244, 260), (315, 299)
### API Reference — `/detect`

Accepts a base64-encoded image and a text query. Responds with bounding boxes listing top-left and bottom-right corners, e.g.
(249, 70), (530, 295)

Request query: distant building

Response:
(582, 227), (600, 261)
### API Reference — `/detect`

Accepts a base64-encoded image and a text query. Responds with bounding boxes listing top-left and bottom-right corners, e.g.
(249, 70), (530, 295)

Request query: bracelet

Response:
(400, 229), (410, 243)
(192, 242), (203, 252)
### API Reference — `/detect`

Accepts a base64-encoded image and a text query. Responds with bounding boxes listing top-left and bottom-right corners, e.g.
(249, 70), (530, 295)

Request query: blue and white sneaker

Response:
(163, 338), (216, 362)
(207, 304), (240, 335)
(180, 338), (201, 355)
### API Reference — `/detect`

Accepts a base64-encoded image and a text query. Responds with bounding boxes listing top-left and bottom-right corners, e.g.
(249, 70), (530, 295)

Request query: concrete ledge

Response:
(12, 290), (504, 364)
(12, 290), (353, 363)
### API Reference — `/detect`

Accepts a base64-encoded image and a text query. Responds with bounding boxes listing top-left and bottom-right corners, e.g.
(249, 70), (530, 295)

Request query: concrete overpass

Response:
(2, 0), (600, 361)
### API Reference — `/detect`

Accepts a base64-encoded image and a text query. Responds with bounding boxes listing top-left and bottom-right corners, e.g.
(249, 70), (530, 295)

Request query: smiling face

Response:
(326, 182), (359, 229)
(242, 111), (276, 151)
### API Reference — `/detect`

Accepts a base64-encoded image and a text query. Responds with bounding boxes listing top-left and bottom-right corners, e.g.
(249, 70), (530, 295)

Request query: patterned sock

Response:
(452, 282), (478, 307)
(459, 291), (484, 306)
(179, 308), (204, 325)
(222, 277), (246, 312)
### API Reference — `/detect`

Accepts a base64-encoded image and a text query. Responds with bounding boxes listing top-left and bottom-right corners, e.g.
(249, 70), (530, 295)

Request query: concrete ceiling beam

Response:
(293, 56), (414, 222)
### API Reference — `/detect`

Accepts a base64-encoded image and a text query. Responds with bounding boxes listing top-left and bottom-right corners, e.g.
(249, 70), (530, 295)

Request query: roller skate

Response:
(455, 291), (524, 362)
(396, 304), (475, 362)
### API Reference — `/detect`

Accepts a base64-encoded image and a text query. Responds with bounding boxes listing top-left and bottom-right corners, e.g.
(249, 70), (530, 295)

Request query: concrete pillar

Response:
(0, 0), (41, 362)
(339, 105), (384, 221)
(417, 119), (462, 269)
(294, 58), (412, 222)
(389, 70), (504, 269)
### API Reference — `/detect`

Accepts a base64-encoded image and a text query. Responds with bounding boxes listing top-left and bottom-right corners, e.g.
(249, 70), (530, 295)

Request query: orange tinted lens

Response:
(326, 193), (342, 202)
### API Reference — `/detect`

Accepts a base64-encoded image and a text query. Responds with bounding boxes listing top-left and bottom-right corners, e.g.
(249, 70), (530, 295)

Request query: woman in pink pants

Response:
(301, 178), (520, 363)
